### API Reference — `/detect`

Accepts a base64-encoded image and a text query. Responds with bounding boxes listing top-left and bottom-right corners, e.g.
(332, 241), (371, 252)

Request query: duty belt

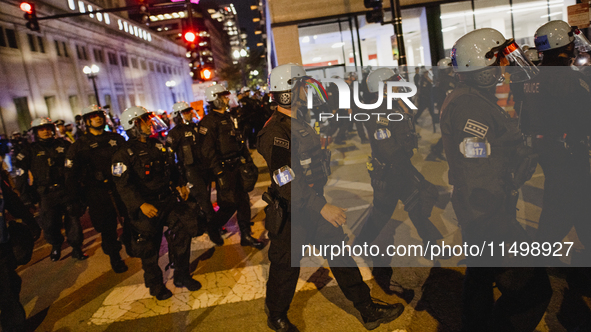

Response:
(222, 156), (241, 167)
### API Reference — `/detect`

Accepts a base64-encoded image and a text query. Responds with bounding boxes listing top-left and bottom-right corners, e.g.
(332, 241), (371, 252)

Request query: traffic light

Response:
(200, 67), (213, 81)
(181, 19), (198, 50)
(138, 0), (150, 24)
(21, 2), (40, 31)
(364, 0), (383, 24)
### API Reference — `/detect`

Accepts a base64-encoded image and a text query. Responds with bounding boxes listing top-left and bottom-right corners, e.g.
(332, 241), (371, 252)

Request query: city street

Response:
(12, 120), (591, 332)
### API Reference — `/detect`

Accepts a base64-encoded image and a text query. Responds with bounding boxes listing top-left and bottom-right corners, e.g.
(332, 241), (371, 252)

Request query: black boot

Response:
(50, 245), (61, 262)
(109, 253), (128, 273)
(241, 233), (265, 250)
(71, 247), (88, 260)
(174, 274), (202, 291)
(149, 284), (173, 301)
(357, 299), (404, 330)
(208, 226), (224, 246)
(267, 315), (298, 332)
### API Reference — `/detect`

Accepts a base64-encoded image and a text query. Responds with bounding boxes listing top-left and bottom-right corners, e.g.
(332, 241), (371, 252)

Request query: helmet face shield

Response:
(573, 28), (591, 66)
(181, 108), (200, 122)
(485, 39), (539, 83)
(291, 76), (328, 109)
(138, 112), (168, 134)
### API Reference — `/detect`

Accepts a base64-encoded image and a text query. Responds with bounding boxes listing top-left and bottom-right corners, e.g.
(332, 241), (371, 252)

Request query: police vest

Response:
(440, 86), (523, 187)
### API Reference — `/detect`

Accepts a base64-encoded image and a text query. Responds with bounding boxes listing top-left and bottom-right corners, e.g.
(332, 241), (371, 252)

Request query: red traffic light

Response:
(184, 31), (197, 43)
(20, 2), (33, 14)
(200, 68), (212, 80)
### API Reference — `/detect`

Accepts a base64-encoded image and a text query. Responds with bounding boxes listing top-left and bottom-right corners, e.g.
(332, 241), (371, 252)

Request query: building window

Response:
(94, 49), (105, 63)
(141, 60), (147, 70)
(108, 52), (118, 65)
(149, 62), (154, 71)
(0, 27), (6, 48)
(131, 57), (138, 68)
(37, 36), (45, 53)
(62, 41), (69, 57)
(156, 64), (161, 72)
(120, 55), (129, 67)
(55, 40), (61, 56)
(68, 95), (79, 116)
(27, 34), (37, 52)
(76, 45), (89, 60)
(5, 29), (18, 49)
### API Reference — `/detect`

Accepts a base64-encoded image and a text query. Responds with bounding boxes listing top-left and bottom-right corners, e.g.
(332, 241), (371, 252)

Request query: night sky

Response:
(199, 0), (261, 51)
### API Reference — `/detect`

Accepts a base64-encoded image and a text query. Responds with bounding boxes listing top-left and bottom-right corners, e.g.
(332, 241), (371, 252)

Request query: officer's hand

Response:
(321, 204), (347, 227)
(140, 203), (159, 218)
(177, 186), (190, 201)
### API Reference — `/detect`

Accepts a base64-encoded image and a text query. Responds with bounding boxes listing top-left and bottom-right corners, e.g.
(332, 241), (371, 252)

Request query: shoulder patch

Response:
(580, 79), (590, 93)
(273, 137), (290, 149)
(111, 162), (127, 177)
(199, 127), (208, 135)
(463, 119), (488, 138)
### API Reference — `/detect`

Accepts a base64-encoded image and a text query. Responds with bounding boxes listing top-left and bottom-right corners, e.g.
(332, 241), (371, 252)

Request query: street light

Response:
(83, 64), (101, 107)
(166, 80), (176, 103)
(233, 49), (248, 87)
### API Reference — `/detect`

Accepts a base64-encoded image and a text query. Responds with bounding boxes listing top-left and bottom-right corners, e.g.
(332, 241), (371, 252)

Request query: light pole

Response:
(233, 49), (248, 87)
(166, 80), (176, 103)
(83, 64), (101, 107)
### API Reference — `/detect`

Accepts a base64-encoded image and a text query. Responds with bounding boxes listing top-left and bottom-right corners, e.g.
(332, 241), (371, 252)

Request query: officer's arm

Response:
(111, 148), (145, 213)
(166, 128), (181, 154)
(14, 146), (31, 194)
(64, 141), (82, 203)
(260, 129), (327, 214)
(199, 120), (223, 176)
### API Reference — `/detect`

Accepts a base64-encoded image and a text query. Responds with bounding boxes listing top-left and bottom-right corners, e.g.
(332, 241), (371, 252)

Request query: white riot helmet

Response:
(81, 104), (106, 129)
(534, 20), (574, 52)
(172, 101), (191, 117)
(30, 117), (54, 130)
(437, 58), (452, 68)
(172, 101), (199, 124)
(524, 48), (540, 64)
(121, 106), (168, 135)
(268, 63), (327, 108)
(205, 84), (230, 110)
(30, 117), (56, 138)
(451, 28), (538, 87)
(366, 68), (396, 93)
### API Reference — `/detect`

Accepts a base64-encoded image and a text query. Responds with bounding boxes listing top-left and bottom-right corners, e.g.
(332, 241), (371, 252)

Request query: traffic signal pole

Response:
(389, 0), (408, 79)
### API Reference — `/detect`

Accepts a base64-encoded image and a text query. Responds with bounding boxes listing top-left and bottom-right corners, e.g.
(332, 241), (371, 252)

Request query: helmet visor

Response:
(291, 76), (328, 108)
(181, 108), (200, 122)
(139, 112), (168, 134)
(491, 39), (539, 83)
(573, 28), (591, 66)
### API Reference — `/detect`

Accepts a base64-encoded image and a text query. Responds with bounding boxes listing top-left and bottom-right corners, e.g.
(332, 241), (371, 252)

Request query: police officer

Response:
(520, 21), (591, 262)
(441, 28), (551, 331)
(65, 105), (128, 273)
(199, 85), (264, 249)
(112, 106), (201, 300)
(15, 118), (87, 262)
(357, 68), (442, 289)
(334, 72), (369, 144)
(0, 186), (27, 332)
(414, 67), (437, 132)
(167, 101), (220, 244)
(258, 64), (404, 331)
(429, 58), (458, 161)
